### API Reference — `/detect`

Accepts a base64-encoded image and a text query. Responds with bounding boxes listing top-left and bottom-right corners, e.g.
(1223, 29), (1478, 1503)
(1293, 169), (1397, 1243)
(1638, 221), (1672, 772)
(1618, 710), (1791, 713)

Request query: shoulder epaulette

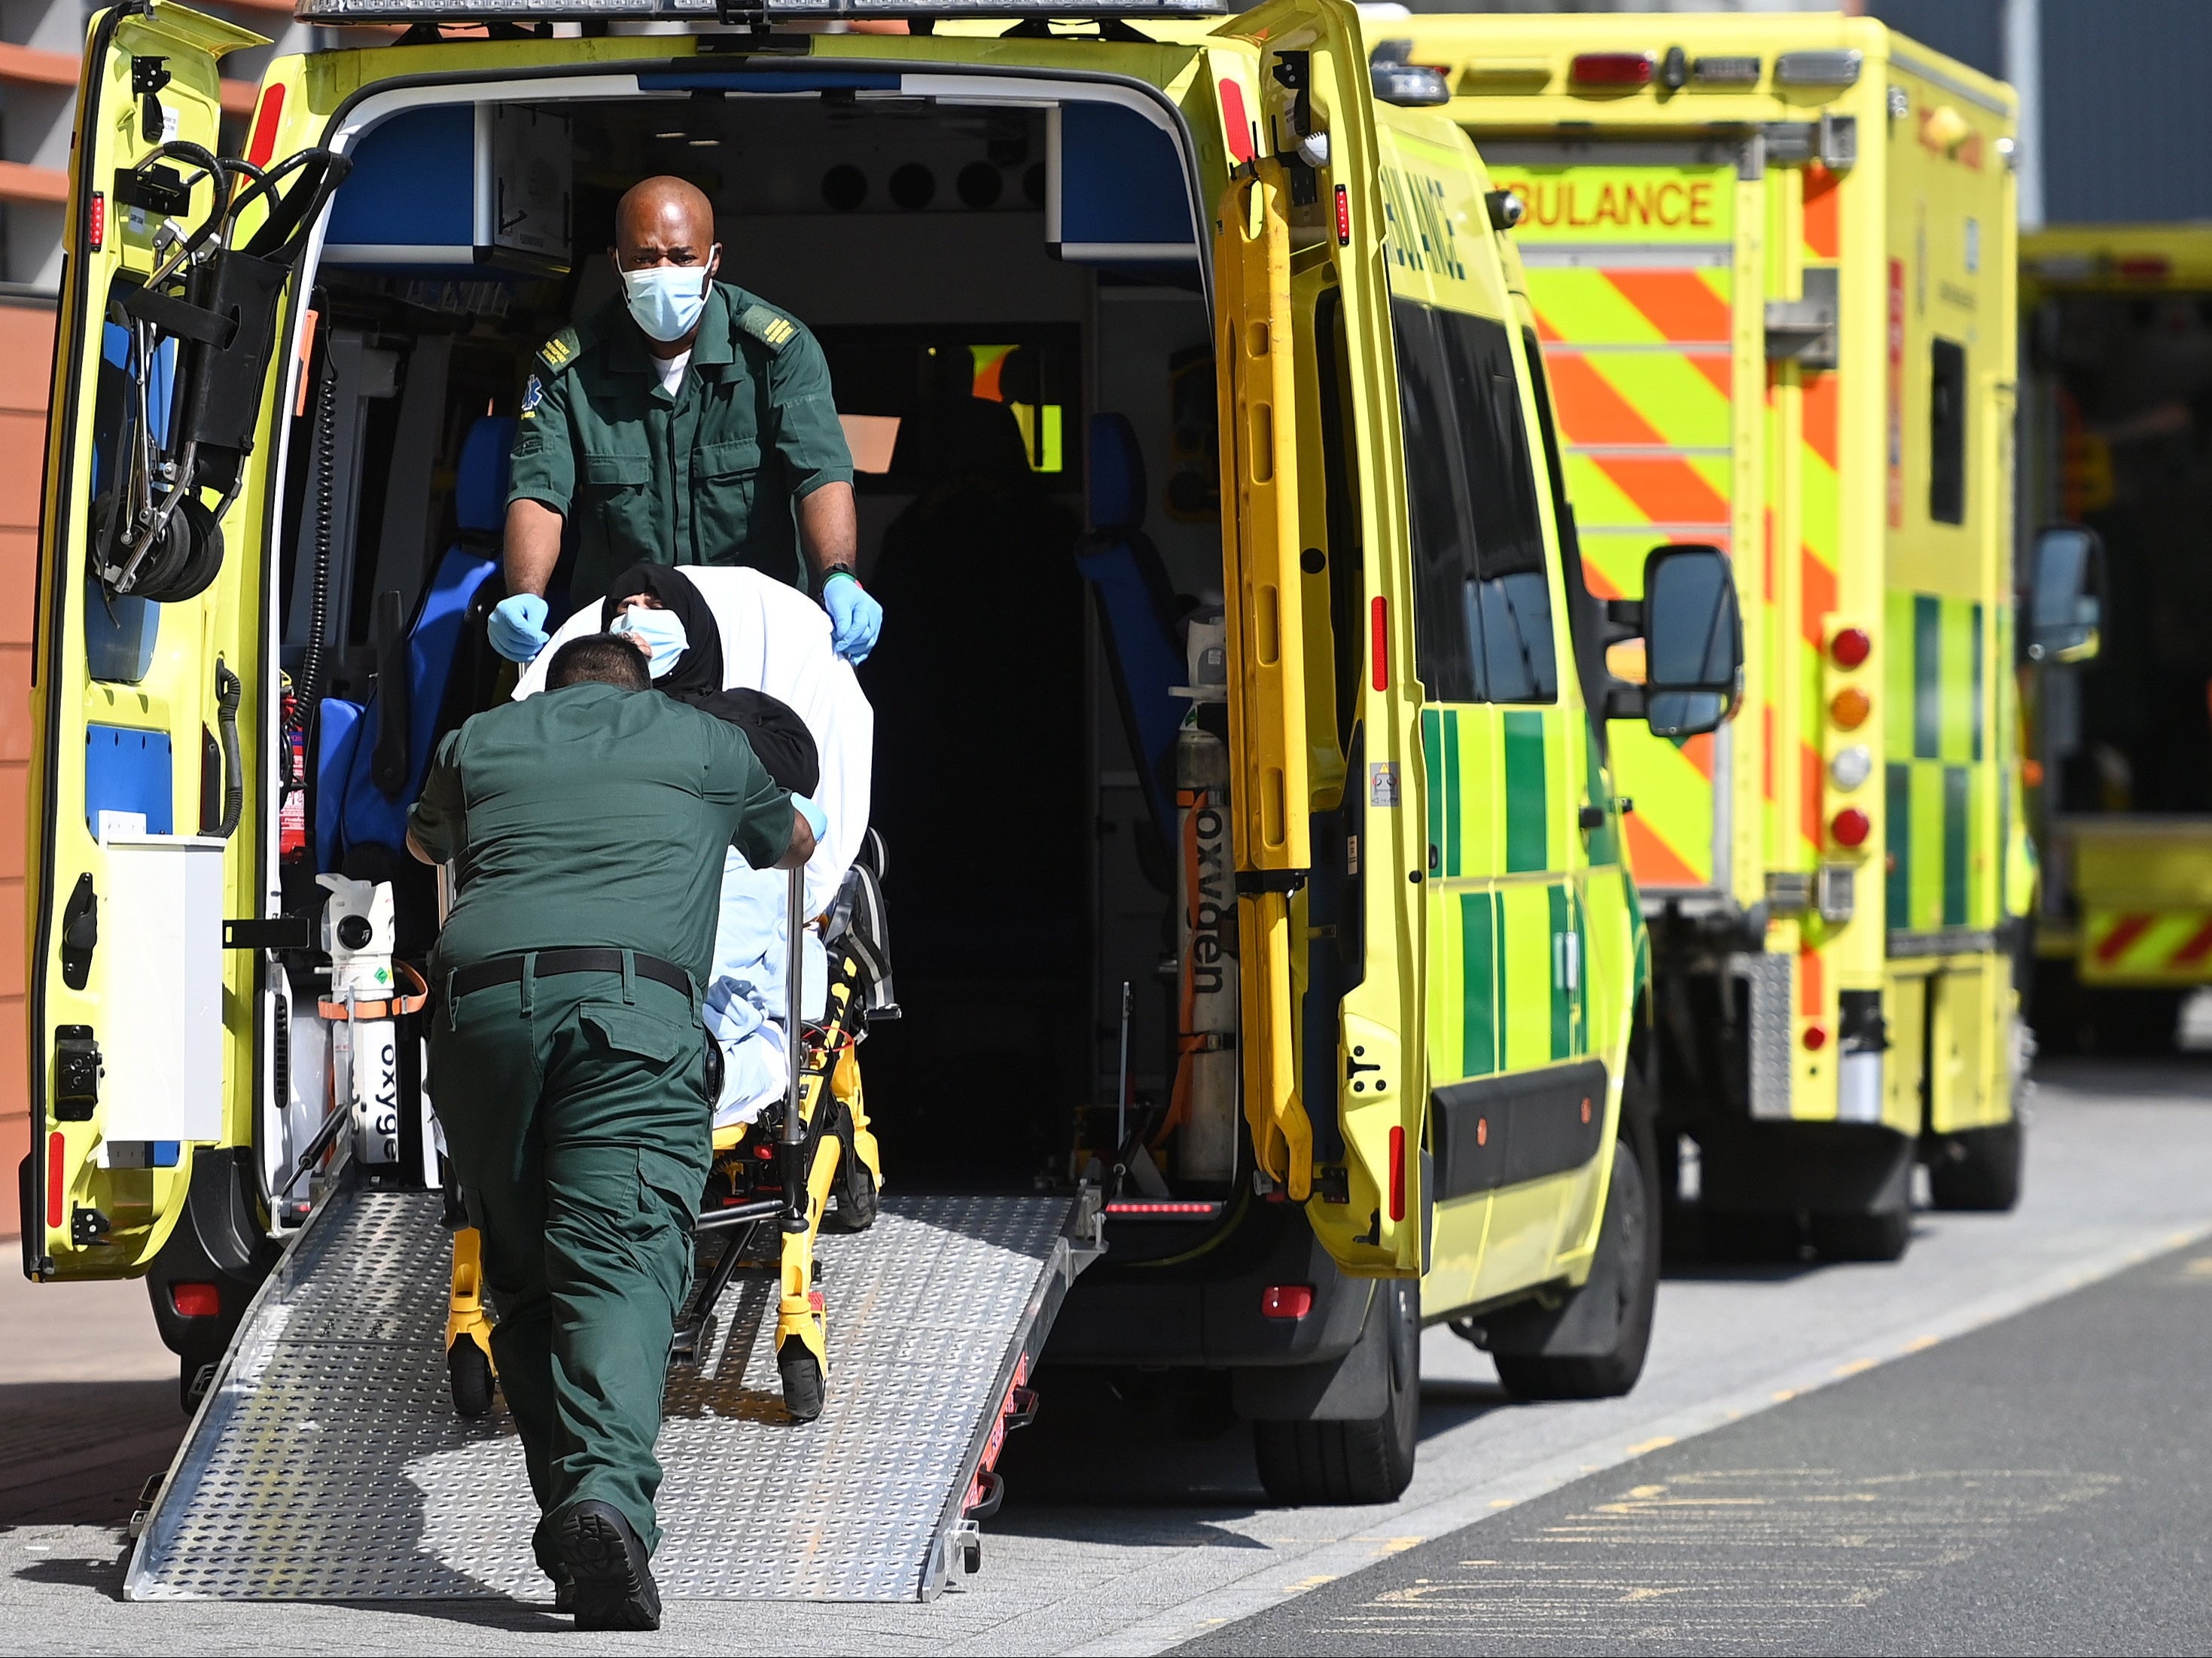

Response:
(536, 325), (583, 373)
(737, 303), (800, 355)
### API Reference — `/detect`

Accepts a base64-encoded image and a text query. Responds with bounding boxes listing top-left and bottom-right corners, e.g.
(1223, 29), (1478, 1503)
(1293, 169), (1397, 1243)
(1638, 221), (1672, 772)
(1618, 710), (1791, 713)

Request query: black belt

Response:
(448, 948), (691, 1001)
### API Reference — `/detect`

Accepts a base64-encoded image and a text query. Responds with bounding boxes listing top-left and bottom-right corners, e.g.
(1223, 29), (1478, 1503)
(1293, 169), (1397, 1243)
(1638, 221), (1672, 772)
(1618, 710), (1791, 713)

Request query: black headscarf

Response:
(601, 562), (724, 704)
(693, 687), (820, 797)
(599, 562), (819, 796)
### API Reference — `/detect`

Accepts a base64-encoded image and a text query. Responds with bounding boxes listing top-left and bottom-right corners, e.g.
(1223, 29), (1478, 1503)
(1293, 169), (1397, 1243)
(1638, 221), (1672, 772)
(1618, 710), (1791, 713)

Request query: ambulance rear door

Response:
(1480, 140), (1769, 904)
(1211, 0), (1430, 1274)
(26, 2), (282, 1276)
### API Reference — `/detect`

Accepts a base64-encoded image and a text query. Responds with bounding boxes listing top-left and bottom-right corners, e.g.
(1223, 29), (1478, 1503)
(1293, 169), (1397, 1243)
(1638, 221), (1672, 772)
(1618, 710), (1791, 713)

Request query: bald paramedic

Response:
(490, 175), (883, 665)
(407, 632), (823, 1631)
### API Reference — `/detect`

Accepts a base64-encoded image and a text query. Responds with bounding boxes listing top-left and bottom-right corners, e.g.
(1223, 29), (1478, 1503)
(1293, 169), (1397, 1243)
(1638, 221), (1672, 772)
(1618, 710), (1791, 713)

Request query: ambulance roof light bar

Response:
(297, 0), (1229, 18)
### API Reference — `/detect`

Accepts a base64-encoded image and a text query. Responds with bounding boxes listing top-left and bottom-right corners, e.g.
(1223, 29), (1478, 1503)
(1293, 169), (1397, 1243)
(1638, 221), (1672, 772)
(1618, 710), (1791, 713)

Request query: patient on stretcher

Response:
(516, 564), (874, 1131)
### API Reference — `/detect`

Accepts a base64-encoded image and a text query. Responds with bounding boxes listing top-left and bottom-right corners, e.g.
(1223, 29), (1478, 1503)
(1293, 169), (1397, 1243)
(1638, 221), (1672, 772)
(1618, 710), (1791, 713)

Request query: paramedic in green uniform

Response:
(489, 175), (885, 664)
(407, 632), (822, 1632)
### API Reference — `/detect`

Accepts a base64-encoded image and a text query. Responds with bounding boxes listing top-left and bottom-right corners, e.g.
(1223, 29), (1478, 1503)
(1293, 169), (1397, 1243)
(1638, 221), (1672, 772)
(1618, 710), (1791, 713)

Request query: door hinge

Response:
(53, 1027), (100, 1123)
(1766, 267), (1839, 368)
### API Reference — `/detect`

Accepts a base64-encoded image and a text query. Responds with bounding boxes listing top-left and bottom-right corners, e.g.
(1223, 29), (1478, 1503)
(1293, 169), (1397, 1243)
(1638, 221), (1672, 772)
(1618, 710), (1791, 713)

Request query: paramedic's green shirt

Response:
(504, 282), (853, 605)
(409, 683), (794, 983)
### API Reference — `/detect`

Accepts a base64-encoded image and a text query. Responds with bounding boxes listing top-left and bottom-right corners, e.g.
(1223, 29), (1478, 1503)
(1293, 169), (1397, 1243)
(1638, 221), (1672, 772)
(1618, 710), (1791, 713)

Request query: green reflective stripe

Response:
(1574, 888), (1589, 1053)
(1942, 764), (1969, 926)
(1581, 718), (1618, 866)
(1504, 710), (1547, 873)
(1913, 594), (1942, 759)
(1422, 709), (1444, 876)
(1970, 602), (1985, 763)
(1445, 709), (1464, 878)
(1548, 882), (1571, 1061)
(1887, 760), (1911, 930)
(1461, 889), (1498, 1077)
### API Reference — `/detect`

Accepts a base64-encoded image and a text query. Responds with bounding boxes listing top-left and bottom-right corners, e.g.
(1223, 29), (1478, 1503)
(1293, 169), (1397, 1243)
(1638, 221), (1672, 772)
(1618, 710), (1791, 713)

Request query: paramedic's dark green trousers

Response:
(430, 957), (710, 1576)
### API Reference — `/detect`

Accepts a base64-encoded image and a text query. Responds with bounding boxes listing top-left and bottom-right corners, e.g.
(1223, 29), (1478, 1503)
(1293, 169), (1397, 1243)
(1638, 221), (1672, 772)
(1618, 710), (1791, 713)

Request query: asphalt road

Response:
(0, 1058), (2206, 1654)
(1175, 1238), (2212, 1656)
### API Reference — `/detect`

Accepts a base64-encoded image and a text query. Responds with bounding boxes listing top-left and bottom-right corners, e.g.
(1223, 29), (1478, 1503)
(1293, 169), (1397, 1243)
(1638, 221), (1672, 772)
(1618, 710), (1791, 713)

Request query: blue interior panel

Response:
(324, 105), (474, 258)
(1057, 103), (1198, 256)
(84, 724), (174, 836)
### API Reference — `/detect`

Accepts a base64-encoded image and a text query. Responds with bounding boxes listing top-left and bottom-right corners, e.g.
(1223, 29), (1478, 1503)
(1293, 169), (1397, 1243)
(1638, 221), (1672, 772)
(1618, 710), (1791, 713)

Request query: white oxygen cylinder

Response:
(1175, 611), (1239, 1184)
(319, 874), (402, 1167)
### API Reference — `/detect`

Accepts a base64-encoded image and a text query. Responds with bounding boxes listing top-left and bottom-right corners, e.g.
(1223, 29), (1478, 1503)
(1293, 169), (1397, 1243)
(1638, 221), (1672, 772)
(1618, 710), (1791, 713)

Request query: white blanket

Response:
(514, 567), (873, 1124)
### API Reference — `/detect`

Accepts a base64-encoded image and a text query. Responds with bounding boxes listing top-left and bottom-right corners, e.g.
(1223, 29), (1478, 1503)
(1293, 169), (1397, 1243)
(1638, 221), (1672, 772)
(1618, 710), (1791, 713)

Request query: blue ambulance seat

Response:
(1073, 413), (1184, 854)
(319, 416), (511, 866)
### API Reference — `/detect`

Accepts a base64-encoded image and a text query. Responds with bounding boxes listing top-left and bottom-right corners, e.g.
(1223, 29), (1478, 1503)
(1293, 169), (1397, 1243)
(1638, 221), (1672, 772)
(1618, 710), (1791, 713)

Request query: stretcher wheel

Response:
(448, 1334), (495, 1419)
(821, 1119), (879, 1235)
(778, 1339), (824, 1424)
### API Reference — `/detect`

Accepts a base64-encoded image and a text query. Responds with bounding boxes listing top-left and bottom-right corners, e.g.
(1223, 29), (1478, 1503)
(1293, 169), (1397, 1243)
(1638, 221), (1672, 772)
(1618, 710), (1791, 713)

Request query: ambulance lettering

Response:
(1497, 175), (1717, 233)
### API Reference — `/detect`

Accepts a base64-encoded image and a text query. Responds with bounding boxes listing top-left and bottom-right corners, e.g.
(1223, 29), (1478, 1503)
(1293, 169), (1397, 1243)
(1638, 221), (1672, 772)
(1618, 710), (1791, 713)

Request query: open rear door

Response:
(1214, 0), (1427, 1274)
(24, 2), (280, 1277)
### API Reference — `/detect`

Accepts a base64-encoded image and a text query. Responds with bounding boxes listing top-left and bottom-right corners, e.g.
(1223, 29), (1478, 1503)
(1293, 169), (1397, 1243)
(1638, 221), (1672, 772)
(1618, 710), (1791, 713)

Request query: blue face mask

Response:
(621, 257), (716, 343)
(609, 604), (690, 678)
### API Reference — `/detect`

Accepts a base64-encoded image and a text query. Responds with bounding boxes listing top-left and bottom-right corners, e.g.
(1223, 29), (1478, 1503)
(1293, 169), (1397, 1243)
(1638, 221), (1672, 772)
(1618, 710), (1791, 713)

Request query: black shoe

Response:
(552, 1575), (574, 1614)
(556, 1500), (661, 1632)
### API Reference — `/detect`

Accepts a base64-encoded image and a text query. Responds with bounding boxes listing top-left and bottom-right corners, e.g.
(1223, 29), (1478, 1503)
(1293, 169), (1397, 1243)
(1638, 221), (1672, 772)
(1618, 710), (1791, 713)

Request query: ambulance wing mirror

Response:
(1634, 544), (1744, 739)
(2025, 524), (2104, 666)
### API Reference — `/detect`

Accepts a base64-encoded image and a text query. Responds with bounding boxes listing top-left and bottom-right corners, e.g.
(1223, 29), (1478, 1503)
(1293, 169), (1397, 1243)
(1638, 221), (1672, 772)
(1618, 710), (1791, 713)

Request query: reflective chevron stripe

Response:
(2080, 909), (2212, 984)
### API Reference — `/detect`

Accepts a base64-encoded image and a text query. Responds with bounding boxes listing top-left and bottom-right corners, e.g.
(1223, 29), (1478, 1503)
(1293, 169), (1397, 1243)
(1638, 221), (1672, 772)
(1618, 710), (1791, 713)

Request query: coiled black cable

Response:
(295, 361), (338, 708)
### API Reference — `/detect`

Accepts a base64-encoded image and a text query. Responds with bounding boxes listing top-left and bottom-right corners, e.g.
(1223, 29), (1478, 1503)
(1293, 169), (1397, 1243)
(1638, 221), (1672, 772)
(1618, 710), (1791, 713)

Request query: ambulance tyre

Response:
(448, 1336), (495, 1419)
(1252, 1281), (1418, 1507)
(1491, 1132), (1659, 1402)
(1926, 1120), (2023, 1212)
(778, 1340), (825, 1424)
(1807, 1206), (1912, 1263)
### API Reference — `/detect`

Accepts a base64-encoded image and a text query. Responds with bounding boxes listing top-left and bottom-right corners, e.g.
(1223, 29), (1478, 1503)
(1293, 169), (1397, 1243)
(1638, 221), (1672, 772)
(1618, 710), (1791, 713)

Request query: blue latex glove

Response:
(821, 573), (882, 664)
(488, 593), (550, 663)
(793, 793), (830, 844)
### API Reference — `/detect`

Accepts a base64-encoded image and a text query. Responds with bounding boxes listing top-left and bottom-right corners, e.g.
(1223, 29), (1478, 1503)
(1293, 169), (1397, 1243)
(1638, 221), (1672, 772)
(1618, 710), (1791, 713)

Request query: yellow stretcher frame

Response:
(443, 873), (887, 1422)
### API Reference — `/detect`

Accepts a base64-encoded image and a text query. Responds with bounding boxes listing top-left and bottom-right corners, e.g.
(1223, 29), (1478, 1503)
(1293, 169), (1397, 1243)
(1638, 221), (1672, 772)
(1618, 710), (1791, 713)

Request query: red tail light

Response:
(45, 1132), (62, 1230)
(170, 1282), (221, 1319)
(1388, 1125), (1406, 1221)
(1572, 53), (1655, 86)
(1335, 184), (1351, 247)
(1831, 807), (1871, 848)
(1261, 1284), (1314, 1320)
(1830, 626), (1872, 669)
(1371, 596), (1389, 690)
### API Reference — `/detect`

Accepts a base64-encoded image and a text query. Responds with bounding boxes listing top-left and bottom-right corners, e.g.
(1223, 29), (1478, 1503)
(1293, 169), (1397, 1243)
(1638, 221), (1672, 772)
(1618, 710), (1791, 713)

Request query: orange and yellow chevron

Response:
(2079, 909), (2212, 986)
(1498, 160), (1740, 890)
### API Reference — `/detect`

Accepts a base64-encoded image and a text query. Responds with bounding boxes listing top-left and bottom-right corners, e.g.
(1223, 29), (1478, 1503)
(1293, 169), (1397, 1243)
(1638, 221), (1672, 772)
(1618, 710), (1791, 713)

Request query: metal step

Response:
(126, 1180), (1098, 1602)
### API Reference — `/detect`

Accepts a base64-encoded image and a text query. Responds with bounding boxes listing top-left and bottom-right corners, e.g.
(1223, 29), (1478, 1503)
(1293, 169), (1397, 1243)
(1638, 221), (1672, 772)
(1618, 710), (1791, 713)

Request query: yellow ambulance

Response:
(1391, 12), (2064, 1257)
(2019, 225), (2212, 1055)
(23, 0), (1741, 1505)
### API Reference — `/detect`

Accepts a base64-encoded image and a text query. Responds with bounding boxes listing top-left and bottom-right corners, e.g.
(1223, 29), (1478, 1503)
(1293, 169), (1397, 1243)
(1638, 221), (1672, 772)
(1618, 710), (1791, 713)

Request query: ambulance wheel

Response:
(821, 1116), (879, 1235)
(1926, 1121), (2023, 1212)
(778, 1339), (825, 1424)
(1492, 1135), (1659, 1402)
(448, 1336), (495, 1419)
(1808, 1207), (1912, 1263)
(1253, 1281), (1418, 1507)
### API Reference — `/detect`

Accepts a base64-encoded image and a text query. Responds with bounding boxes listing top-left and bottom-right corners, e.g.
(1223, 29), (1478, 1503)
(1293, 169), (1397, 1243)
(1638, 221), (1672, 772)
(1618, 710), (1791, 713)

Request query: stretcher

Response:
(443, 839), (890, 1423)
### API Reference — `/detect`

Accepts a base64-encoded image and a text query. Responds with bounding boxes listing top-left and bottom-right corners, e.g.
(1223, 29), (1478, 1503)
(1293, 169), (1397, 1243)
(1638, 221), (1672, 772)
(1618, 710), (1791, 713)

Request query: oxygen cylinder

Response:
(319, 874), (402, 1167)
(1174, 611), (1239, 1184)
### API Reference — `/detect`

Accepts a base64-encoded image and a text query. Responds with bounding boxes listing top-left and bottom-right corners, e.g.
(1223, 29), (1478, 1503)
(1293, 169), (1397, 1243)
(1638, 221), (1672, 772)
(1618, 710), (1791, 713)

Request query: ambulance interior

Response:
(276, 82), (1255, 1204)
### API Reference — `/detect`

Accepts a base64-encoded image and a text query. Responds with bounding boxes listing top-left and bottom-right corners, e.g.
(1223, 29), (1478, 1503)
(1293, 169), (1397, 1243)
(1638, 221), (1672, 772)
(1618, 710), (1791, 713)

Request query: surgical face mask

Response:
(610, 604), (690, 678)
(620, 257), (716, 343)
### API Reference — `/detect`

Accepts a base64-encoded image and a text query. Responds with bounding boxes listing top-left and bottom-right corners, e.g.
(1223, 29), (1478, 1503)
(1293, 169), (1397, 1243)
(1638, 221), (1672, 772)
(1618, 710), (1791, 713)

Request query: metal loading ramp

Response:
(125, 1184), (1097, 1603)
